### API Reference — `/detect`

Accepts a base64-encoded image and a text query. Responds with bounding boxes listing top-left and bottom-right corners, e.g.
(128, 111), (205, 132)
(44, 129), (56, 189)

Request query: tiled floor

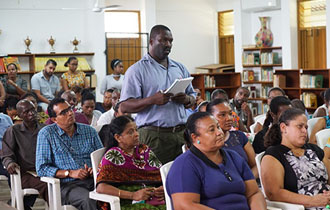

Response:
(0, 180), (46, 210)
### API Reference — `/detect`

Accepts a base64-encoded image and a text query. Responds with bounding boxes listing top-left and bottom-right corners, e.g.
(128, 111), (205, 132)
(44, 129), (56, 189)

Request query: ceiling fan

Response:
(92, 0), (121, 12)
(62, 0), (121, 12)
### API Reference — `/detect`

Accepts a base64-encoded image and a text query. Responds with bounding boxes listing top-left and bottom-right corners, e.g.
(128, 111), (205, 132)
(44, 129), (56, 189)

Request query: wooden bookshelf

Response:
(191, 72), (241, 101)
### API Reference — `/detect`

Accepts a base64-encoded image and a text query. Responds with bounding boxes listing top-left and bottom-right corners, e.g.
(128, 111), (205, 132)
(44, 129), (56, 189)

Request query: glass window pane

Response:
(104, 12), (139, 38)
(299, 0), (326, 29)
(219, 11), (234, 36)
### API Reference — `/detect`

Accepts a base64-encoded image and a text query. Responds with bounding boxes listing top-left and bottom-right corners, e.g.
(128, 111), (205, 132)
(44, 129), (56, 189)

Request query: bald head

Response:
(17, 99), (35, 114)
(61, 90), (77, 108)
(17, 99), (37, 123)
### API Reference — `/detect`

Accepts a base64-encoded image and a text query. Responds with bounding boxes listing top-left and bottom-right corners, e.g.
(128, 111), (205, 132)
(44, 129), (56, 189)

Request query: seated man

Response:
(97, 89), (120, 126)
(45, 90), (89, 125)
(95, 89), (113, 113)
(229, 87), (254, 132)
(1, 100), (48, 210)
(31, 59), (60, 111)
(36, 98), (103, 210)
(0, 112), (13, 186)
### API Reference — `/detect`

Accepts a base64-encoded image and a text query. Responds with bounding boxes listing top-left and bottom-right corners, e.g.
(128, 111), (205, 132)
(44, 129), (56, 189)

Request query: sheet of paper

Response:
(164, 77), (194, 95)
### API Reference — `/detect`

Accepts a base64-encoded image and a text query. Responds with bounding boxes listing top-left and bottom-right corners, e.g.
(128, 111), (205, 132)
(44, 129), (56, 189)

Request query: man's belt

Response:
(141, 124), (186, 133)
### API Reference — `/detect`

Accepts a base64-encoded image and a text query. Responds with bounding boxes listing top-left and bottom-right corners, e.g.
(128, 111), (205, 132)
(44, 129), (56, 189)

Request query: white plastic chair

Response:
(255, 152), (304, 210)
(160, 161), (174, 210)
(11, 168), (48, 210)
(315, 128), (330, 149)
(250, 114), (266, 134)
(182, 144), (187, 153)
(307, 117), (322, 138)
(89, 147), (121, 210)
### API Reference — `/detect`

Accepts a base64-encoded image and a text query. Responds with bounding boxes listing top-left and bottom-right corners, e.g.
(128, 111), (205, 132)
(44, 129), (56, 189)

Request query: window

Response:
(104, 11), (140, 38)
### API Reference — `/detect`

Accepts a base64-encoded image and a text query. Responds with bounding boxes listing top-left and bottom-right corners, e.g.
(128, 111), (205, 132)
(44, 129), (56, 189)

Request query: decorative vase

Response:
(255, 17), (273, 48)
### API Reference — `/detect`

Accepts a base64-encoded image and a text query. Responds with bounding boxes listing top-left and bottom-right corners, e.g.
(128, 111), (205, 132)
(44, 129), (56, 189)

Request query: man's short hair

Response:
(150, 25), (171, 40)
(48, 98), (66, 118)
(267, 87), (285, 97)
(104, 89), (115, 94)
(211, 89), (228, 101)
(46, 59), (57, 66)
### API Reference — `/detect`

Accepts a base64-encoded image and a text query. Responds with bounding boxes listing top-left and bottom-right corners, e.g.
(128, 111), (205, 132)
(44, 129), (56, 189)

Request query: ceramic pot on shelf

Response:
(255, 16), (273, 48)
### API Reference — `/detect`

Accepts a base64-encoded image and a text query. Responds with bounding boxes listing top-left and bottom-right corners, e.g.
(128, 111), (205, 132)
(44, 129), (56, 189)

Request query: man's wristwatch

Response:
(64, 170), (70, 178)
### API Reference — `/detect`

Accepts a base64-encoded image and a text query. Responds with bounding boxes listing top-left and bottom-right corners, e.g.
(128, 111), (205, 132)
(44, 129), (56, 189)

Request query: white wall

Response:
(155, 0), (218, 72)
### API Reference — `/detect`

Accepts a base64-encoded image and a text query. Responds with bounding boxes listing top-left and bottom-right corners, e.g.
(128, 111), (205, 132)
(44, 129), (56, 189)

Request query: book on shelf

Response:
(204, 75), (215, 88)
(300, 74), (323, 88)
(242, 52), (260, 65)
(261, 68), (273, 81)
(3, 57), (21, 72)
(205, 91), (211, 101)
(260, 52), (282, 65)
(243, 70), (254, 82)
(0, 58), (5, 73)
(301, 92), (317, 108)
(274, 75), (286, 87)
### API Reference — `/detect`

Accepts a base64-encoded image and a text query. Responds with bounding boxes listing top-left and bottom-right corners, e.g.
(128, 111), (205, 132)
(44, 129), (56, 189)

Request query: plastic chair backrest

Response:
(91, 147), (107, 188)
(255, 152), (266, 197)
(307, 117), (322, 138)
(315, 128), (330, 149)
(160, 161), (174, 210)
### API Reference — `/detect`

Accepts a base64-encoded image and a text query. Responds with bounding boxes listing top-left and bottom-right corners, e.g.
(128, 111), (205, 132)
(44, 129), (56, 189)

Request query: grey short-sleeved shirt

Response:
(120, 54), (196, 127)
(31, 71), (60, 101)
(0, 76), (28, 96)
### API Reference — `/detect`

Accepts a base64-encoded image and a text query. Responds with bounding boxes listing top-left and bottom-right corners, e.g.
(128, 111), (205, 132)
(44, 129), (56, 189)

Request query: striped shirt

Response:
(36, 123), (103, 183)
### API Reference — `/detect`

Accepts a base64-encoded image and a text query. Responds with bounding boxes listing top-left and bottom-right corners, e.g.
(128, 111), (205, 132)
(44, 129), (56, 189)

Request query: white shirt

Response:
(97, 108), (115, 126)
(100, 74), (124, 94)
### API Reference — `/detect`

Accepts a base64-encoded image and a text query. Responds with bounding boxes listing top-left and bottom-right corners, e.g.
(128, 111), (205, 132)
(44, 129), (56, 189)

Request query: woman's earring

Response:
(197, 140), (201, 144)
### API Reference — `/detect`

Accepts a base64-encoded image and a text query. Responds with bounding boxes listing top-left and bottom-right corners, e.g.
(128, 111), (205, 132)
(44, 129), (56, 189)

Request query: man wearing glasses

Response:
(35, 98), (103, 210)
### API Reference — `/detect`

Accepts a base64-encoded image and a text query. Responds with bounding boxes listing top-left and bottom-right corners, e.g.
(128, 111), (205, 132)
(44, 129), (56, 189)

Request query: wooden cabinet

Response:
(274, 69), (330, 112)
(191, 73), (241, 101)
(242, 47), (282, 115)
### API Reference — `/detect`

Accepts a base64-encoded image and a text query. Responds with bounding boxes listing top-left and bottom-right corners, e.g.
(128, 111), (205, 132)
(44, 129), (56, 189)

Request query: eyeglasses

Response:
(57, 107), (73, 116)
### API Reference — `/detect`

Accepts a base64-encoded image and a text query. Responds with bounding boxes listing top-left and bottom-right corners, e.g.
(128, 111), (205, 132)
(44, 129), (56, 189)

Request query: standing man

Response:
(1, 100), (48, 210)
(120, 25), (196, 164)
(31, 59), (60, 111)
(36, 98), (103, 210)
(229, 87), (254, 131)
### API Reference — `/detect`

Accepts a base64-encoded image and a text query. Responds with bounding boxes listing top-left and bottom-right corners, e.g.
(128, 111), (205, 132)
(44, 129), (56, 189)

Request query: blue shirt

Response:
(166, 147), (254, 210)
(31, 71), (60, 101)
(36, 123), (103, 183)
(223, 131), (249, 162)
(0, 113), (13, 150)
(120, 54), (196, 127)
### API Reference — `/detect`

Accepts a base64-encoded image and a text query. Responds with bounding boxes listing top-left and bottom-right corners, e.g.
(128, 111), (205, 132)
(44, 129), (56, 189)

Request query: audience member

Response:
(166, 112), (266, 210)
(100, 59), (124, 94)
(31, 59), (60, 111)
(253, 87), (286, 133)
(0, 112), (13, 186)
(253, 96), (291, 154)
(95, 89), (113, 113)
(313, 90), (328, 118)
(36, 98), (103, 210)
(197, 101), (208, 112)
(309, 88), (330, 144)
(97, 89), (121, 126)
(206, 98), (258, 178)
(61, 57), (89, 90)
(1, 100), (48, 210)
(0, 81), (6, 110)
(21, 91), (49, 124)
(261, 108), (330, 209)
(211, 88), (247, 132)
(44, 90), (89, 125)
(72, 86), (83, 111)
(1, 63), (27, 98)
(120, 25), (196, 164)
(291, 98), (309, 117)
(81, 91), (101, 127)
(4, 96), (21, 124)
(186, 88), (203, 117)
(96, 116), (165, 209)
(229, 87), (254, 131)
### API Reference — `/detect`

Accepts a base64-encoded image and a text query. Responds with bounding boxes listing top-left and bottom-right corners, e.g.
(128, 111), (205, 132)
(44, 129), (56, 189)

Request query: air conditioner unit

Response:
(241, 0), (281, 12)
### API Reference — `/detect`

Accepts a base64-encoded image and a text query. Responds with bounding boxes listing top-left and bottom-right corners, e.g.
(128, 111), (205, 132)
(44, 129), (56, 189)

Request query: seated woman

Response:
(1, 63), (27, 99)
(80, 91), (102, 127)
(309, 88), (330, 144)
(261, 108), (330, 209)
(166, 112), (266, 210)
(61, 57), (89, 90)
(96, 115), (165, 210)
(206, 99), (258, 178)
(253, 96), (291, 154)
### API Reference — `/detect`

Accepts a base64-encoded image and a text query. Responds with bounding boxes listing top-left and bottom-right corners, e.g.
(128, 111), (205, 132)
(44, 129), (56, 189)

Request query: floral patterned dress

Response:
(96, 144), (165, 210)
(61, 71), (86, 89)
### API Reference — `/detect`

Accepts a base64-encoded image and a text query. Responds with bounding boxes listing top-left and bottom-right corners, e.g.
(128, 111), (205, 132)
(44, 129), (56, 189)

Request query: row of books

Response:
(35, 57), (92, 72)
(242, 69), (273, 82)
(249, 101), (268, 116)
(301, 92), (318, 108)
(242, 52), (282, 65)
(204, 75), (216, 88)
(300, 74), (323, 88)
(246, 85), (272, 99)
(0, 57), (21, 72)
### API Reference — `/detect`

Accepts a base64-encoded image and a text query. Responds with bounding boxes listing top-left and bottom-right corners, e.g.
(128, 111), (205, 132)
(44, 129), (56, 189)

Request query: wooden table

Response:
(196, 64), (235, 73)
